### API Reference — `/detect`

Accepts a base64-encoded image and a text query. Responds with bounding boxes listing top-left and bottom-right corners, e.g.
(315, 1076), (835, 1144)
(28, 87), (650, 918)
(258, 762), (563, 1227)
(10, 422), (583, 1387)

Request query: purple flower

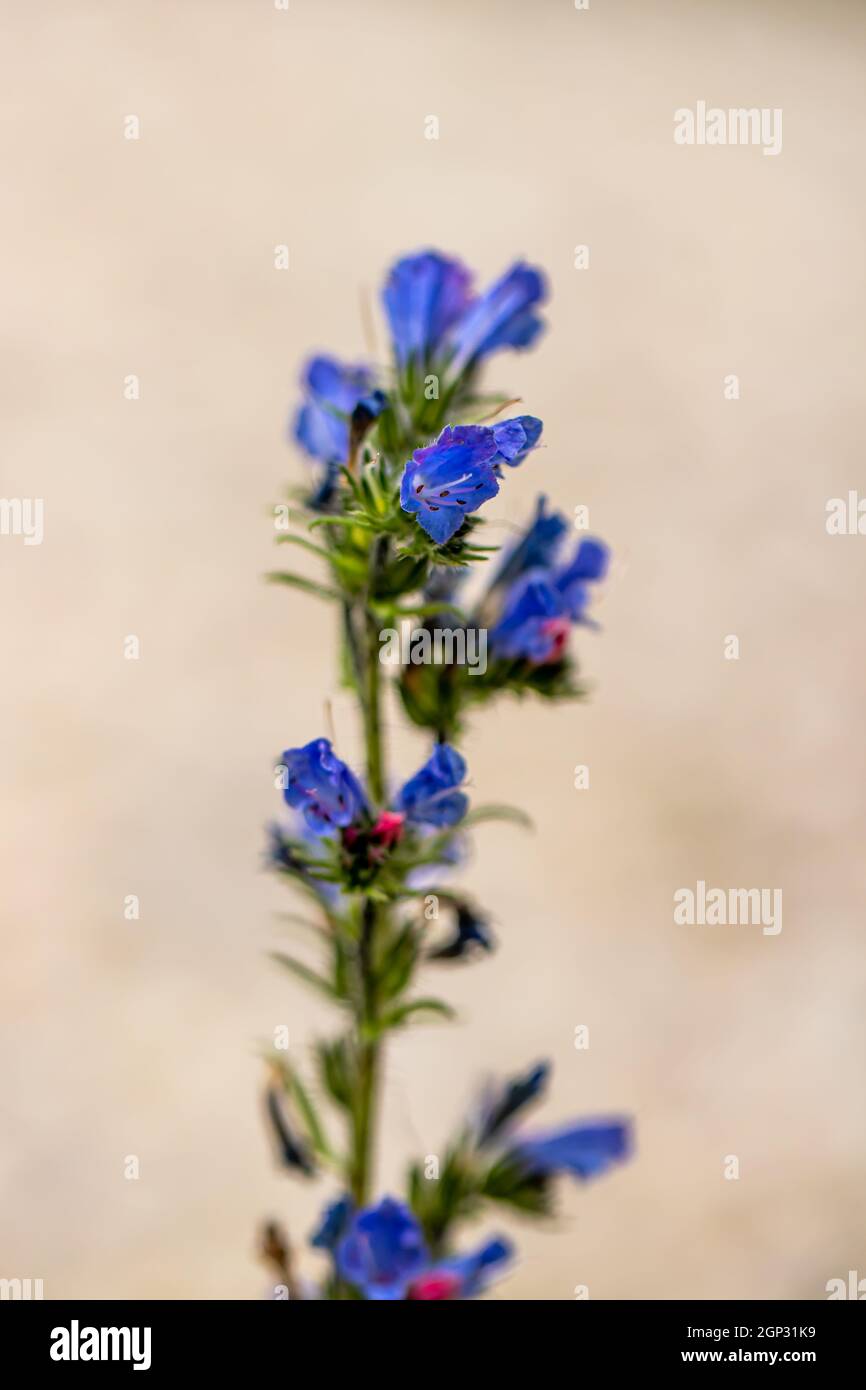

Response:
(280, 738), (367, 835)
(448, 261), (547, 376)
(293, 355), (378, 465)
(400, 416), (541, 545)
(383, 251), (473, 367)
(264, 1087), (315, 1176)
(489, 572), (572, 664)
(310, 1194), (354, 1252)
(555, 536), (610, 616)
(335, 1195), (511, 1301)
(407, 1237), (513, 1300)
(400, 424), (500, 544)
(489, 537), (610, 664)
(514, 1118), (632, 1181)
(491, 415), (543, 468)
(429, 901), (493, 960)
(490, 496), (568, 591)
(336, 1197), (428, 1300)
(477, 1061), (550, 1145)
(397, 744), (468, 828)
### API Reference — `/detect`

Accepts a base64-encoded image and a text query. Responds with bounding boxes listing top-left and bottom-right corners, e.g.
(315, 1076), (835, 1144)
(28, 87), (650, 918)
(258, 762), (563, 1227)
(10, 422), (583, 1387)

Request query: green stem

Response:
(363, 609), (385, 803)
(350, 899), (378, 1205)
(348, 545), (389, 1205)
(362, 537), (388, 802)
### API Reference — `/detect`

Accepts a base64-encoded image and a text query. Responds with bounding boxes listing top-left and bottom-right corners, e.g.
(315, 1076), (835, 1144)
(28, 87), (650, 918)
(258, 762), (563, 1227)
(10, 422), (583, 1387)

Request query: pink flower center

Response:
(343, 811), (405, 853)
(539, 616), (570, 663)
(407, 1271), (462, 1301)
(371, 810), (405, 849)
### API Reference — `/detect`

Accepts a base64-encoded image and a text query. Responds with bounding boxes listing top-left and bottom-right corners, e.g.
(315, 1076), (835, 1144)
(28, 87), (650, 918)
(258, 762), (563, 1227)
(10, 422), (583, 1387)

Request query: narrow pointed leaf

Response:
(270, 951), (340, 1001)
(379, 997), (456, 1031)
(265, 571), (342, 602)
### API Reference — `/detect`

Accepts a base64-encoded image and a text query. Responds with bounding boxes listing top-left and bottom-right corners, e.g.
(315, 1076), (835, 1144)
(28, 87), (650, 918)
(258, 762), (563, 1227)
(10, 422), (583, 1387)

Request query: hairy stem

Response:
(363, 609), (385, 803)
(350, 899), (379, 1205)
(348, 543), (389, 1204)
(362, 537), (388, 802)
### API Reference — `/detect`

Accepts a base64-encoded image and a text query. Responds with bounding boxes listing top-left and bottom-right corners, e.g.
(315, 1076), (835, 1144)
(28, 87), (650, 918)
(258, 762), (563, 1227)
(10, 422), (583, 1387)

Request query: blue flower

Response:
(336, 1196), (428, 1300)
(310, 1195), (354, 1252)
(448, 261), (547, 376)
(293, 355), (378, 465)
(477, 1061), (550, 1145)
(280, 738), (367, 835)
(306, 459), (341, 511)
(491, 415), (543, 468)
(489, 496), (568, 591)
(400, 424), (500, 544)
(489, 536), (610, 665)
(335, 1196), (511, 1301)
(264, 1087), (315, 1176)
(514, 1117), (632, 1181)
(397, 744), (468, 828)
(429, 901), (493, 960)
(383, 251), (473, 367)
(555, 536), (610, 617)
(400, 415), (541, 545)
(489, 572), (572, 664)
(407, 1237), (513, 1300)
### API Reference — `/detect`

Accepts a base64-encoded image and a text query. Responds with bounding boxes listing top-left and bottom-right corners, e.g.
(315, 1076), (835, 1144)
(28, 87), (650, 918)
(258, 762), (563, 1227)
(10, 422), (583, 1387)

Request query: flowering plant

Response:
(261, 250), (633, 1300)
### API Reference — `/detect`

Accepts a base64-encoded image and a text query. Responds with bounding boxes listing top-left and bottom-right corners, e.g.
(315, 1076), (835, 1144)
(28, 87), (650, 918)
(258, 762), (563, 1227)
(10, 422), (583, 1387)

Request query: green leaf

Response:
(378, 997), (456, 1031)
(274, 533), (334, 562)
(375, 921), (420, 1001)
(275, 911), (331, 942)
(271, 1056), (336, 1162)
(388, 601), (470, 622)
(462, 804), (534, 831)
(480, 1155), (553, 1216)
(265, 571), (342, 602)
(315, 1036), (354, 1112)
(333, 933), (352, 1001)
(407, 1143), (482, 1253)
(279, 874), (343, 931)
(337, 466), (365, 504)
(309, 513), (379, 534)
(269, 952), (341, 1001)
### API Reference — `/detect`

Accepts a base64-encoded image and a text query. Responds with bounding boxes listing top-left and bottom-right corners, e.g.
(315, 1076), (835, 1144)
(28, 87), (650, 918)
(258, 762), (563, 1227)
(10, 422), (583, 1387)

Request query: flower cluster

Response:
(312, 1196), (510, 1302)
(281, 737), (467, 837)
(262, 249), (632, 1300)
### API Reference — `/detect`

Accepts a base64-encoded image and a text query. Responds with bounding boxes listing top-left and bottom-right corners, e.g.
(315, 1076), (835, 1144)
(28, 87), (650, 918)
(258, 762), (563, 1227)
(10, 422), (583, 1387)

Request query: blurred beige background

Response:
(2, 0), (865, 1299)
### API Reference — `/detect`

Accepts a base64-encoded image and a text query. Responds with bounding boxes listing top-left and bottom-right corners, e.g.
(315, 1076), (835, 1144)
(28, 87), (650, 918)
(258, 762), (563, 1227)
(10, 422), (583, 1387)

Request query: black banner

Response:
(1, 1299), (861, 1373)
